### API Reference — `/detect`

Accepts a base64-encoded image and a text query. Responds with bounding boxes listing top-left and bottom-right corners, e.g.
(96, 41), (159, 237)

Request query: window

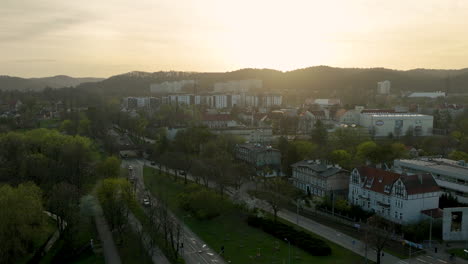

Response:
(400, 213), (403, 220)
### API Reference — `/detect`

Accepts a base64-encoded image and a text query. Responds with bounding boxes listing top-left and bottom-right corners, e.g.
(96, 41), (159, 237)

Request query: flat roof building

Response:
(394, 158), (468, 203)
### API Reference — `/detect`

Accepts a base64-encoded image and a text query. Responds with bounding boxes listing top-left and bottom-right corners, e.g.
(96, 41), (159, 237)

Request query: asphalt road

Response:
(123, 159), (225, 264)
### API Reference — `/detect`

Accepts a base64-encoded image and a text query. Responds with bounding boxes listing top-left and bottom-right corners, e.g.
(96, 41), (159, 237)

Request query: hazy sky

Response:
(1, 0), (468, 77)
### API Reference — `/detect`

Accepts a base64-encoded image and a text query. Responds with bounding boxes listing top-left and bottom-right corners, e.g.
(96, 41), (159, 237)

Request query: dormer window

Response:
(365, 178), (374, 188)
(384, 185), (391, 193)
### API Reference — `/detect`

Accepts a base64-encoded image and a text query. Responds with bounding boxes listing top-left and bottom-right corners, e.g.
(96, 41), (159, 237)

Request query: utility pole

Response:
(429, 210), (433, 248)
(296, 200), (299, 225)
(331, 191), (335, 216)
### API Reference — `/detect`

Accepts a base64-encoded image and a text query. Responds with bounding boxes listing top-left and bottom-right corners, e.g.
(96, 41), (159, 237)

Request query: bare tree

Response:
(363, 215), (395, 264)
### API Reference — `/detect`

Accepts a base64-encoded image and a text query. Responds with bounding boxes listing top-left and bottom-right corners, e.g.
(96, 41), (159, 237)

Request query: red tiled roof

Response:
(401, 173), (440, 195)
(357, 167), (401, 194)
(421, 208), (443, 219)
(357, 167), (440, 195)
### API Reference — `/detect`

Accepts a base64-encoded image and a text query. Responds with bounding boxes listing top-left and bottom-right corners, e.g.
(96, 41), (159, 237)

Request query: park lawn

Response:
(144, 166), (364, 264)
(447, 248), (468, 260)
(39, 119), (61, 129)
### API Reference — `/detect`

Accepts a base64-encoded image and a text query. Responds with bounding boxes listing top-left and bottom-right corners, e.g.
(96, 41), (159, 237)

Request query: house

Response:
(394, 158), (468, 204)
(234, 143), (281, 177)
(211, 126), (273, 143)
(348, 167), (440, 224)
(202, 114), (238, 128)
(298, 110), (328, 134)
(291, 160), (349, 197)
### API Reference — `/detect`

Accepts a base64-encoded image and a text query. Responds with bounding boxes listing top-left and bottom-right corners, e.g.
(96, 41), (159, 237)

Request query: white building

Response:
(214, 79), (263, 93)
(377, 80), (391, 95)
(359, 113), (433, 137)
(261, 94), (283, 108)
(407, 91), (446, 98)
(443, 207), (468, 241)
(211, 127), (273, 143)
(349, 167), (440, 224)
(122, 97), (156, 109)
(313, 99), (341, 108)
(292, 160), (349, 197)
(394, 158), (468, 204)
(168, 94), (192, 105)
(150, 80), (195, 94)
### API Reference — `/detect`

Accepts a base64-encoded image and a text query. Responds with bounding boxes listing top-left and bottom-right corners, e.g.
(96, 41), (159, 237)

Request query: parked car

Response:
(150, 161), (156, 165)
(179, 171), (186, 176)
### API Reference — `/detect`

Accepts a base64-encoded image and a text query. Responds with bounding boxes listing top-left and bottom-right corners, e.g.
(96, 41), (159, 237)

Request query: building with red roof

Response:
(349, 166), (440, 224)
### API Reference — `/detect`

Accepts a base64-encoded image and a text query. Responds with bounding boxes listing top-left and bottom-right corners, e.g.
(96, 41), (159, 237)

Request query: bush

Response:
(247, 215), (332, 256)
(177, 187), (229, 220)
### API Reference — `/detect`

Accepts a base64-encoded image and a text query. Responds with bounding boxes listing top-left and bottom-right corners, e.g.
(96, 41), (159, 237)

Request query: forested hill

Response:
(0, 75), (104, 91)
(76, 67), (468, 97)
(3, 67), (468, 96)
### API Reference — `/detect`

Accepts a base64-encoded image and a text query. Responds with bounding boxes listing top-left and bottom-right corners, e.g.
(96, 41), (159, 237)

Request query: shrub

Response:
(177, 187), (229, 220)
(247, 215), (332, 256)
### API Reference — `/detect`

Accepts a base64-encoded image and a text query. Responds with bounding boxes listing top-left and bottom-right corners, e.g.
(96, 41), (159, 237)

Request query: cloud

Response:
(9, 59), (57, 63)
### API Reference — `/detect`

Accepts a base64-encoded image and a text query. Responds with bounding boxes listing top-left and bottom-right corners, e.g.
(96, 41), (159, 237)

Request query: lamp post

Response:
(284, 238), (291, 264)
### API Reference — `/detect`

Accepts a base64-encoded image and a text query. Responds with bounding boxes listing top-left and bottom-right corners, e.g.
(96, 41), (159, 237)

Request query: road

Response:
(123, 159), (225, 264)
(136, 159), (467, 264)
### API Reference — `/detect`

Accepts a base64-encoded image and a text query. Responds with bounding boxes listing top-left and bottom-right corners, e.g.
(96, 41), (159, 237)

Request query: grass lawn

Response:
(447, 248), (468, 260)
(144, 166), (365, 264)
(39, 119), (61, 129)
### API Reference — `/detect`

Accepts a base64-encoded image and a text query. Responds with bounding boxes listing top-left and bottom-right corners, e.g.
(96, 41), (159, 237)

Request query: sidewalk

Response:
(93, 193), (122, 264)
(127, 212), (171, 264)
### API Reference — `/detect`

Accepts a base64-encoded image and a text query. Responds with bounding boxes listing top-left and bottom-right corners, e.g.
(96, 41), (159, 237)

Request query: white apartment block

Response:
(214, 79), (263, 93)
(348, 167), (440, 224)
(150, 80), (195, 94)
(360, 113), (433, 137)
(394, 158), (468, 204)
(377, 80), (391, 95)
(262, 94), (283, 108)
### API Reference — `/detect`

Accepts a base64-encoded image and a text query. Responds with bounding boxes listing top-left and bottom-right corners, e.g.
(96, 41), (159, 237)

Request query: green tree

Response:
(449, 150), (468, 162)
(329, 149), (353, 169)
(311, 120), (328, 146)
(97, 178), (133, 241)
(97, 156), (121, 178)
(60, 119), (75, 135)
(0, 183), (46, 263)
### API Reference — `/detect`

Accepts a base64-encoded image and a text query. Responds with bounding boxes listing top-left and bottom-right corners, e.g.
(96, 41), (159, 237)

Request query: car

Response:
(150, 161), (156, 165)
(143, 198), (150, 207)
(128, 165), (133, 170)
(179, 171), (186, 176)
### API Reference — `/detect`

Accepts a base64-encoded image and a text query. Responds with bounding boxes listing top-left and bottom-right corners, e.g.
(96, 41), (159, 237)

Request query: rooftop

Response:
(292, 160), (346, 177)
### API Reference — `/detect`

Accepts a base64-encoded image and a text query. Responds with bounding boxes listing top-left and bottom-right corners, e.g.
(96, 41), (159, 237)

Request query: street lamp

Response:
(284, 238), (291, 264)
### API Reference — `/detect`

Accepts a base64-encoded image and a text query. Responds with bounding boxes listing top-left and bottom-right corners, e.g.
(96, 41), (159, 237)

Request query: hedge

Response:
(247, 215), (332, 256)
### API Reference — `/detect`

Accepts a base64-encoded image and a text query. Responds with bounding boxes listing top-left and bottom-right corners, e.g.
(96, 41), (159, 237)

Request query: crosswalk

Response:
(397, 254), (450, 264)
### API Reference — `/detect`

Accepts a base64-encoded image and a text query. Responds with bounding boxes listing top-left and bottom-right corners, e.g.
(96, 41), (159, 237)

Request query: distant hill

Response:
(0, 75), (104, 91)
(3, 67), (468, 97)
(76, 67), (468, 97)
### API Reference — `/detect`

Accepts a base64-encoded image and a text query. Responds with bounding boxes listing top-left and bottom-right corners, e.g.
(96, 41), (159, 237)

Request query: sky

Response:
(1, 0), (468, 78)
